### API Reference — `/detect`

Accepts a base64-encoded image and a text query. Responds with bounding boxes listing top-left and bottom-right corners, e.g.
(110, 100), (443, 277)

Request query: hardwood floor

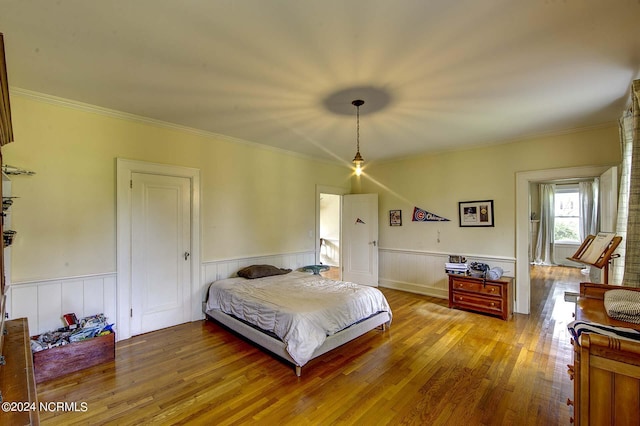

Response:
(320, 266), (341, 280)
(37, 266), (583, 425)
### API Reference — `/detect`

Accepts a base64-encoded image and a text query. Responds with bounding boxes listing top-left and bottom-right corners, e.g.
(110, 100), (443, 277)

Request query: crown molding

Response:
(10, 87), (341, 166)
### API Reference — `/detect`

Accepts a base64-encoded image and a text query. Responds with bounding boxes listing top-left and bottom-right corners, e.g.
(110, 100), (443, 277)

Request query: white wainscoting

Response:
(7, 273), (117, 336)
(7, 252), (316, 339)
(379, 248), (516, 300)
(9, 249), (513, 337)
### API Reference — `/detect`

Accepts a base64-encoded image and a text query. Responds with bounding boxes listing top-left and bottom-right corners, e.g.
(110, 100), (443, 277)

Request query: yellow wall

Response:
(356, 125), (621, 257)
(3, 92), (622, 283)
(4, 94), (351, 282)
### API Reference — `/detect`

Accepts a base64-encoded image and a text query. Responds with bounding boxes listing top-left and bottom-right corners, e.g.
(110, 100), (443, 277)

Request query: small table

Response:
(302, 264), (330, 275)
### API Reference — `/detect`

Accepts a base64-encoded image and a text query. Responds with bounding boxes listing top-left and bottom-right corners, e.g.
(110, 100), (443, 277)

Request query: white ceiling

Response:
(1, 1), (639, 164)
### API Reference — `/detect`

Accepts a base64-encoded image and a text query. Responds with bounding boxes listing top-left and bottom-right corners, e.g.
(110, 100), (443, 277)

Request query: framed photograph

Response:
(389, 209), (402, 226)
(458, 200), (494, 227)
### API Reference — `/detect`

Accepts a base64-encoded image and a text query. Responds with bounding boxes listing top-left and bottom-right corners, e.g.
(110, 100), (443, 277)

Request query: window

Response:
(554, 185), (579, 243)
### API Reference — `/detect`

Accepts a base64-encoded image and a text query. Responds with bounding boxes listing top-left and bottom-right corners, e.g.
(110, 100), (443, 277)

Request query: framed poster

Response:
(459, 200), (494, 227)
(389, 209), (402, 226)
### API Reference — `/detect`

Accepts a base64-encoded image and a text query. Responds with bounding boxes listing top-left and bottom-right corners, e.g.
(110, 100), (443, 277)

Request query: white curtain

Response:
(579, 179), (598, 279)
(535, 183), (556, 265)
(579, 179), (598, 241)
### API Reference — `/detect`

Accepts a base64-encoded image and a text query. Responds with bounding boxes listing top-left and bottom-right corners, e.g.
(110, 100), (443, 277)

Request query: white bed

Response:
(204, 268), (392, 376)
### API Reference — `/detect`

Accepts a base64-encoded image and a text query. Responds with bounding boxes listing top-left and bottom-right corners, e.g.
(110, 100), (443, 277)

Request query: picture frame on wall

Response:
(458, 200), (494, 227)
(389, 209), (402, 226)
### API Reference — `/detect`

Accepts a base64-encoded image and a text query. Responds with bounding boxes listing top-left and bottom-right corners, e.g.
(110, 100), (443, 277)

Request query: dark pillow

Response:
(237, 264), (292, 279)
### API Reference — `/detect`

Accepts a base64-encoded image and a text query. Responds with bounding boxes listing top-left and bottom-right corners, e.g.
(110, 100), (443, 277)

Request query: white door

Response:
(131, 173), (192, 335)
(342, 194), (378, 286)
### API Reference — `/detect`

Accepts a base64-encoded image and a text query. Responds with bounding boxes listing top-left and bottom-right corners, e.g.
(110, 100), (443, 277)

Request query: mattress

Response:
(205, 271), (392, 366)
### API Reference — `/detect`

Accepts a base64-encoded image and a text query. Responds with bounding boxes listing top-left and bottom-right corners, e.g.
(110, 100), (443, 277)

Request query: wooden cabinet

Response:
(448, 274), (513, 320)
(0, 318), (40, 425)
(0, 33), (36, 424)
(568, 282), (640, 425)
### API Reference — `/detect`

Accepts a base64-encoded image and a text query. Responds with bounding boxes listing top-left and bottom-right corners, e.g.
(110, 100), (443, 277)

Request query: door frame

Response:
(515, 165), (609, 314)
(117, 158), (201, 341)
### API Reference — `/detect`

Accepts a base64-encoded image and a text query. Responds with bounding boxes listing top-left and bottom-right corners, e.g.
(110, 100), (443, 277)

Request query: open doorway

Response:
(319, 193), (341, 279)
(515, 165), (611, 314)
(316, 185), (348, 280)
(528, 181), (594, 305)
(315, 186), (379, 285)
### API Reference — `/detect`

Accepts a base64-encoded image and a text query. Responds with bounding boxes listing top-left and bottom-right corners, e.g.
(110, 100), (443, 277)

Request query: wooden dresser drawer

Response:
(452, 292), (503, 314)
(451, 279), (503, 297)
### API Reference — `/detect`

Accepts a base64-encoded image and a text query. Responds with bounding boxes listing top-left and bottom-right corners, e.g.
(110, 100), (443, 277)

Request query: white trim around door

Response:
(116, 158), (201, 340)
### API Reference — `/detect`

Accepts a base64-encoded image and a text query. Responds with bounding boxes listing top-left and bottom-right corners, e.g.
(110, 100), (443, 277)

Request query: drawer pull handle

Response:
(490, 302), (495, 307)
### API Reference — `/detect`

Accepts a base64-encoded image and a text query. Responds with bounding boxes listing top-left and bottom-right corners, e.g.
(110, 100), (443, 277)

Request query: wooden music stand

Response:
(567, 234), (622, 284)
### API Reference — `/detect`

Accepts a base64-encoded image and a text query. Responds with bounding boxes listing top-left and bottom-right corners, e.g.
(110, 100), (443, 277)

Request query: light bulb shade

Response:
(353, 151), (363, 176)
(352, 150), (364, 164)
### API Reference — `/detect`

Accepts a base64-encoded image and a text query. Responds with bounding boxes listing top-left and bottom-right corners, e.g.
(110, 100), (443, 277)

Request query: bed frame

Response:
(204, 306), (391, 376)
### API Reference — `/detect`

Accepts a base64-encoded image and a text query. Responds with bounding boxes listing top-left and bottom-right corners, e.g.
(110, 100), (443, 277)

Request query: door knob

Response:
(184, 252), (190, 261)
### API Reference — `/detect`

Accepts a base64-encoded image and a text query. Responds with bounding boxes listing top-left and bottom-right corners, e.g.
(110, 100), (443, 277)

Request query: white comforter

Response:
(206, 271), (392, 366)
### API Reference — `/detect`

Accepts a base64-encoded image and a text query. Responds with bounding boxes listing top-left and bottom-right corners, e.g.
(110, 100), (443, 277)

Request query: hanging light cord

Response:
(356, 104), (360, 153)
(351, 99), (364, 171)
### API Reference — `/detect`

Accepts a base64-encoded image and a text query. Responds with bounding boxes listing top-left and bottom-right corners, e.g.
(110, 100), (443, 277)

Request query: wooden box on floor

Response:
(32, 332), (115, 383)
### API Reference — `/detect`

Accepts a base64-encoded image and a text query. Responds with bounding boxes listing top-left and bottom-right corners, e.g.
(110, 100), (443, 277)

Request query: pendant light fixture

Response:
(351, 99), (365, 176)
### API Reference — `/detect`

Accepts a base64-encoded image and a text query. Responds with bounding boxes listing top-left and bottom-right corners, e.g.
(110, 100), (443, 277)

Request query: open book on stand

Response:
(576, 232), (616, 264)
(567, 233), (622, 284)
